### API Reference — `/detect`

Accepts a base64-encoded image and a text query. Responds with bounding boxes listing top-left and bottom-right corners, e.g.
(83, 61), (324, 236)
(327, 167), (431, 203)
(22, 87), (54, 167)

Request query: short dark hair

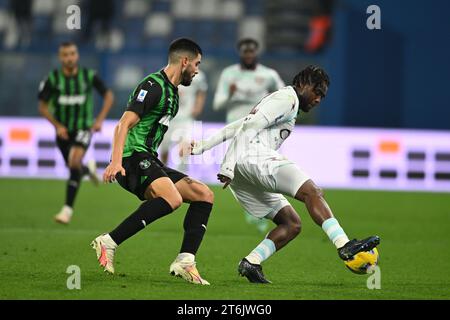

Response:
(168, 38), (202, 63)
(59, 41), (77, 48)
(237, 38), (259, 51)
(292, 65), (330, 97)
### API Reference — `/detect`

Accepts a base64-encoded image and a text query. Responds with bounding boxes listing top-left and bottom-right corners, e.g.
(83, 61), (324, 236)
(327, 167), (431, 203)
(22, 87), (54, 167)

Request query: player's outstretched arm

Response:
(103, 111), (139, 183)
(219, 110), (270, 181)
(191, 117), (245, 155)
(219, 92), (293, 182)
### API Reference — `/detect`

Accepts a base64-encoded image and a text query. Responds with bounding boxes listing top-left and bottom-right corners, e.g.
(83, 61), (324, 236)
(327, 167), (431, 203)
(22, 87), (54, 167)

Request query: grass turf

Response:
(0, 178), (449, 299)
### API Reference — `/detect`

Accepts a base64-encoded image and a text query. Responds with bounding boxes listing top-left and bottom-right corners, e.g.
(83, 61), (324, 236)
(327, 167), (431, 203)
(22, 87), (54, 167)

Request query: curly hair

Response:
(292, 65), (330, 97)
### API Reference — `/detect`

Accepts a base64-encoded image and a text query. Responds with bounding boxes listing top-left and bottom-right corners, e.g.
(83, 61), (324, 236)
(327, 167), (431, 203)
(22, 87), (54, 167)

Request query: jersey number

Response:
(75, 130), (92, 146)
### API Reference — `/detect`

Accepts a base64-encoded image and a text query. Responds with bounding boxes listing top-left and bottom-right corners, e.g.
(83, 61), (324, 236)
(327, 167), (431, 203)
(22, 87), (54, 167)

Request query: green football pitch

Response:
(0, 178), (449, 300)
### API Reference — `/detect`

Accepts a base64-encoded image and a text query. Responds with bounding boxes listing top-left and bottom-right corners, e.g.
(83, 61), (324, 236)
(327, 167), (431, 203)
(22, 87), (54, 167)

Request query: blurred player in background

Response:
(159, 70), (207, 172)
(93, 38), (214, 285)
(213, 38), (285, 123)
(38, 41), (114, 224)
(213, 38), (285, 233)
(192, 66), (380, 283)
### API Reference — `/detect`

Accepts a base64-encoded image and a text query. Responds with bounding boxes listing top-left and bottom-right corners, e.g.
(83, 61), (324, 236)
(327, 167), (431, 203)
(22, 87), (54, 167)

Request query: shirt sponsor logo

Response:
(137, 89), (148, 102)
(57, 95), (86, 105)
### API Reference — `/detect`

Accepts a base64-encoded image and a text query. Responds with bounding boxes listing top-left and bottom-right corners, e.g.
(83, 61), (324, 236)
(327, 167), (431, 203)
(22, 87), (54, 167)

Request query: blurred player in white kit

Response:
(159, 70), (207, 172)
(213, 38), (285, 232)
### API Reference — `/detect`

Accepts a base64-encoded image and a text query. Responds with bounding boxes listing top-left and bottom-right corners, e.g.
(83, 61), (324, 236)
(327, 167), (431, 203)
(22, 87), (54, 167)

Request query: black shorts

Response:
(116, 151), (187, 201)
(56, 130), (92, 164)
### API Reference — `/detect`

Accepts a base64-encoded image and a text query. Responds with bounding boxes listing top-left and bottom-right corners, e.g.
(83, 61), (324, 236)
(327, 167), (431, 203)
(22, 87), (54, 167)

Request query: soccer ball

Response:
(344, 248), (379, 274)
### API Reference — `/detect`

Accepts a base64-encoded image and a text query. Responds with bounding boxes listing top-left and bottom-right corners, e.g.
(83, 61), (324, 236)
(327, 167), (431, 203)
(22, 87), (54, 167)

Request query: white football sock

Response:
(321, 217), (350, 249)
(177, 252), (195, 262)
(245, 238), (276, 265)
(62, 205), (73, 217)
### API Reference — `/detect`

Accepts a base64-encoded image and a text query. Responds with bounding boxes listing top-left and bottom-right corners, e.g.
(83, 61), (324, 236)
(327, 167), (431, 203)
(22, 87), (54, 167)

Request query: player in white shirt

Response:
(213, 38), (285, 124)
(192, 66), (380, 283)
(159, 70), (207, 171)
(213, 38), (285, 232)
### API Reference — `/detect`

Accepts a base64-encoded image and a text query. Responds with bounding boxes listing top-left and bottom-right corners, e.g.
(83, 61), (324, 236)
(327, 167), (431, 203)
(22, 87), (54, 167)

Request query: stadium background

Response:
(1, 0), (450, 129)
(0, 0), (449, 300)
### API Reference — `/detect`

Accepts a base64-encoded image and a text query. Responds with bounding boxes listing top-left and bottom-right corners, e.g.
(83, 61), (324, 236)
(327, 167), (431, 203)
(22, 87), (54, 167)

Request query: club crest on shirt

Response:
(139, 159), (151, 170)
(255, 76), (265, 85)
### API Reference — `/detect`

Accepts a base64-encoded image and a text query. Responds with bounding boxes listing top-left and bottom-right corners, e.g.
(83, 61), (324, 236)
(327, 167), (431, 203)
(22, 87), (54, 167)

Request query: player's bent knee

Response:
(148, 177), (183, 209)
(274, 206), (301, 238)
(193, 184), (214, 203)
(163, 192), (183, 210)
(296, 180), (324, 201)
(289, 214), (302, 237)
(311, 185), (324, 198)
(290, 221), (302, 237)
(201, 186), (214, 203)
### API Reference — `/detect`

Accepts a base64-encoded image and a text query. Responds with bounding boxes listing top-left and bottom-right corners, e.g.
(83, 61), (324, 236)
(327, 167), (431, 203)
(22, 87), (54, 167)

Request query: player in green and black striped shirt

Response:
(38, 41), (114, 224)
(91, 38), (214, 285)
